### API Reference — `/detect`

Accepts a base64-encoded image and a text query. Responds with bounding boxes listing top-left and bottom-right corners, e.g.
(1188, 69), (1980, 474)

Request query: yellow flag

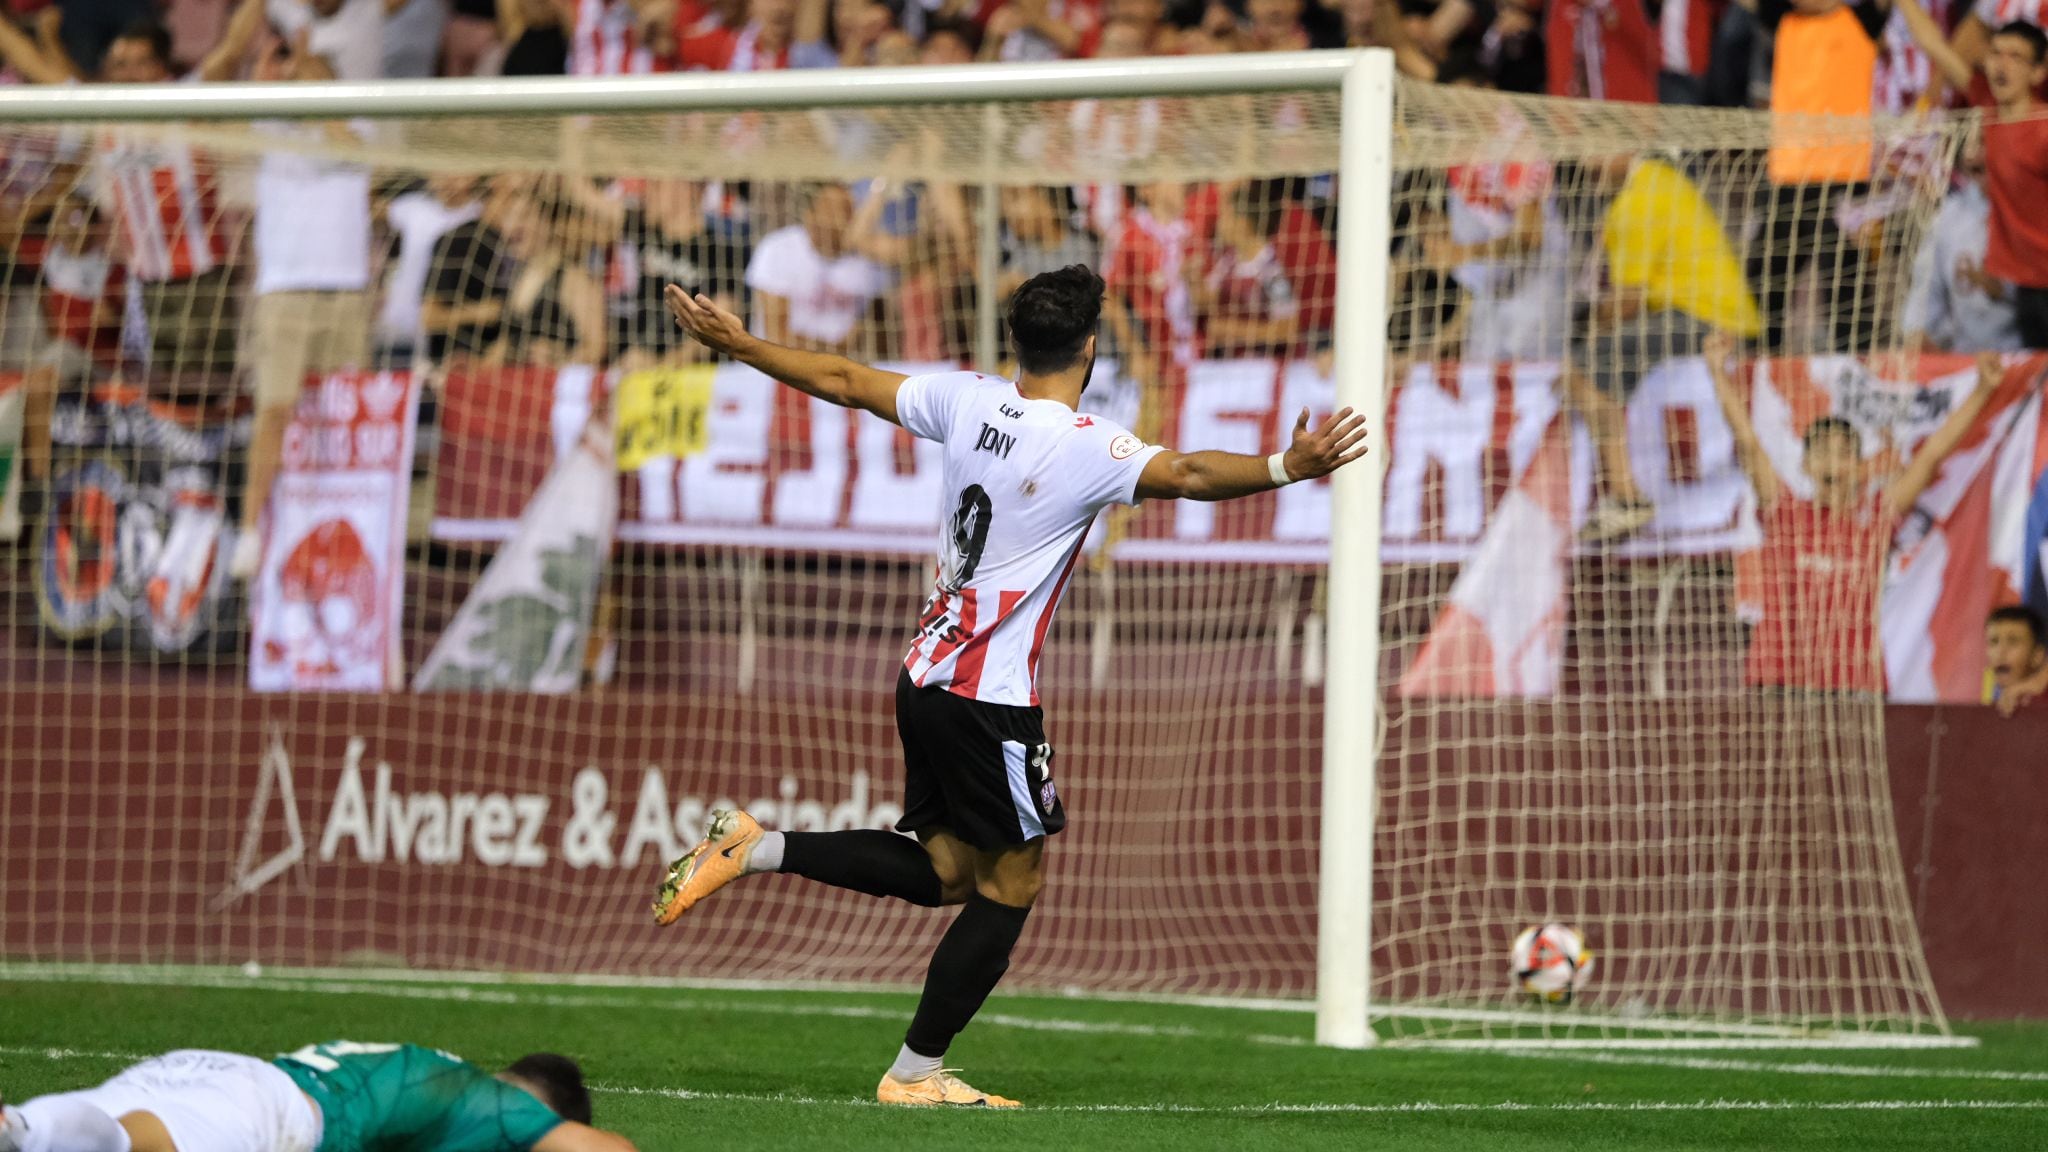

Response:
(614, 365), (716, 470)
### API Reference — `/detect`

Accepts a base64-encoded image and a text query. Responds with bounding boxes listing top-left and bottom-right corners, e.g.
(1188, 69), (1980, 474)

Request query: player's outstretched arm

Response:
(665, 285), (908, 424)
(533, 1120), (639, 1152)
(1135, 407), (1367, 502)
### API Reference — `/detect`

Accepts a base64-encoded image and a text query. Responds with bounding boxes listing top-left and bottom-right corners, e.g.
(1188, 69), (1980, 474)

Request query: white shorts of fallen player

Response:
(34, 1050), (320, 1152)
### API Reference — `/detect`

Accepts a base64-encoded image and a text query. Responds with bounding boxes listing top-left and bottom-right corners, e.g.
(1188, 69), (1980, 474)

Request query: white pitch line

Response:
(0, 1046), (147, 1063)
(1511, 1050), (2048, 1083)
(254, 980), (1311, 1045)
(593, 1085), (2048, 1116)
(2, 967), (1984, 1050)
(9, 1050), (2041, 1118)
(1394, 1036), (1982, 1052)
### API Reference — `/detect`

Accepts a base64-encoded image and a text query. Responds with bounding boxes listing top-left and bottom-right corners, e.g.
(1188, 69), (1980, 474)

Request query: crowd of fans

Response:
(0, 0), (2038, 114)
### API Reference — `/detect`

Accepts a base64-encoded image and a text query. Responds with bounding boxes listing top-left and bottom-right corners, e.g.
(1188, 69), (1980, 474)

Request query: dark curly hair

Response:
(1007, 265), (1104, 375)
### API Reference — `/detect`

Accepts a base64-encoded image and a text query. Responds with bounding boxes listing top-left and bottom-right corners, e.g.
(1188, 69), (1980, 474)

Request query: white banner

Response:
(415, 415), (619, 693)
(249, 371), (421, 693)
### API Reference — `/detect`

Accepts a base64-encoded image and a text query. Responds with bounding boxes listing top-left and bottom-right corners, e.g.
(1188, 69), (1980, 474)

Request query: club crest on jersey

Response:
(975, 422), (1018, 460)
(1108, 434), (1144, 460)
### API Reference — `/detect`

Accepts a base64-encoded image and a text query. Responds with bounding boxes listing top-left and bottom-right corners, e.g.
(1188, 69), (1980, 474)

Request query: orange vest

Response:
(1769, 6), (1876, 185)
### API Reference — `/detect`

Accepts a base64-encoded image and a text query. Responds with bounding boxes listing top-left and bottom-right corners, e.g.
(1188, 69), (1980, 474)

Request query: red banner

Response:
(11, 681), (2048, 1018)
(426, 355), (2048, 702)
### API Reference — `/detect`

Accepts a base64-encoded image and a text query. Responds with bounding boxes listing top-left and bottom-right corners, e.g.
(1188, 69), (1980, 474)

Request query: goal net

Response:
(0, 60), (1961, 1046)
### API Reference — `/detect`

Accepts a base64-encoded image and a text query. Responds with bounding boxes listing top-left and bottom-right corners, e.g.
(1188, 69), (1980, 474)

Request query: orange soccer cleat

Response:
(876, 1070), (1021, 1109)
(652, 809), (764, 926)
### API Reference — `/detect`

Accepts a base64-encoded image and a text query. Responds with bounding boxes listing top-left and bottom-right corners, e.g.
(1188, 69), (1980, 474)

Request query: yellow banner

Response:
(614, 366), (715, 470)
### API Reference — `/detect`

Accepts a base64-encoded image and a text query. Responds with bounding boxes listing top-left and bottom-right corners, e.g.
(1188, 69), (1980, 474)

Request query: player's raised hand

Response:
(665, 284), (751, 356)
(1281, 406), (1368, 481)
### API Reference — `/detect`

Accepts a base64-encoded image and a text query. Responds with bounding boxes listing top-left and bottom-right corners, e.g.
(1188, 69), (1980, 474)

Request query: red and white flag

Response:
(1398, 416), (1571, 698)
(1744, 353), (2048, 702)
(1881, 365), (2048, 701)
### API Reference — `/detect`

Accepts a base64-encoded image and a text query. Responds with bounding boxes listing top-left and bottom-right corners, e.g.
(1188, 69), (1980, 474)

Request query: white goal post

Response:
(1317, 50), (1394, 1051)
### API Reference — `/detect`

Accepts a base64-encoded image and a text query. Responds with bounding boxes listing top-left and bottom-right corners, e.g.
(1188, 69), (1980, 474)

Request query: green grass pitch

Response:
(3, 975), (2045, 1150)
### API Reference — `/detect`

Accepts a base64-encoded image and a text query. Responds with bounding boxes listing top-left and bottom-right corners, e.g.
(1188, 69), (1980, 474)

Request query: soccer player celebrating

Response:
(653, 265), (1368, 1109)
(0, 1042), (634, 1152)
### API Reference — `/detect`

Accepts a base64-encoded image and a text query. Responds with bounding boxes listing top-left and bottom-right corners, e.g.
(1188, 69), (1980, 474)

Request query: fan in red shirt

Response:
(1706, 336), (2003, 693)
(1195, 181), (1302, 359)
(676, 0), (797, 69)
(1546, 0), (1659, 102)
(1975, 22), (2048, 345)
(1911, 14), (2048, 343)
(1103, 181), (1197, 391)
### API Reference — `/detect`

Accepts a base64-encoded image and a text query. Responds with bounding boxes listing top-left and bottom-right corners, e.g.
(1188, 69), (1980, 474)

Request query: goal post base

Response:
(1368, 1003), (1975, 1050)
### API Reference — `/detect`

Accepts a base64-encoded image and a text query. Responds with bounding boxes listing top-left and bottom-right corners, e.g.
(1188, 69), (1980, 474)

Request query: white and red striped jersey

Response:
(97, 131), (222, 284)
(1659, 0), (1719, 79)
(1875, 0), (1956, 113)
(896, 371), (1163, 706)
(571, 0), (659, 76)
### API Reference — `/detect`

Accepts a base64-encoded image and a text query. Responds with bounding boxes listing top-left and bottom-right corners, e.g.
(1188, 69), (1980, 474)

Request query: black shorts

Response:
(894, 668), (1065, 851)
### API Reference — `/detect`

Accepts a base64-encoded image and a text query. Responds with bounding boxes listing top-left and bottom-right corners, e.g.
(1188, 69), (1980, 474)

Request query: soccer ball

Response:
(1511, 924), (1593, 1004)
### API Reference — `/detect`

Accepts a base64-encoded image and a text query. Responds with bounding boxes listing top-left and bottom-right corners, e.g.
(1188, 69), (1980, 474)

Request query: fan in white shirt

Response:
(267, 0), (385, 80)
(231, 47), (376, 579)
(377, 176), (485, 357)
(744, 183), (888, 351)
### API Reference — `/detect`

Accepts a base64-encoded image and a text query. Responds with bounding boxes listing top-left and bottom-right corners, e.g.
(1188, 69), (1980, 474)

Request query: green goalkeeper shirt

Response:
(273, 1042), (565, 1152)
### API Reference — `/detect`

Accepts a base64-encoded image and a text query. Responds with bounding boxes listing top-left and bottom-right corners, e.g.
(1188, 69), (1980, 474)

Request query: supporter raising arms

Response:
(1898, 8), (2048, 348)
(1706, 336), (2009, 693)
(0, 0), (264, 84)
(1196, 181), (1303, 359)
(745, 183), (889, 354)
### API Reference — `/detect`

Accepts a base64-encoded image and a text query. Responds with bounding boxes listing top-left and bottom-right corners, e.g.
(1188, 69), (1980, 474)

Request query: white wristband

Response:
(1267, 451), (1295, 487)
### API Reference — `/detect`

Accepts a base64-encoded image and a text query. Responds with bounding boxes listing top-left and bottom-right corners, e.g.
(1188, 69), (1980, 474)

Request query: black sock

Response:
(779, 830), (945, 907)
(904, 894), (1032, 1058)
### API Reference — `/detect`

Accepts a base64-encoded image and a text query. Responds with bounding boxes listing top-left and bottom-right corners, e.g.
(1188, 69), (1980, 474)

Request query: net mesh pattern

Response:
(0, 76), (1966, 1040)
